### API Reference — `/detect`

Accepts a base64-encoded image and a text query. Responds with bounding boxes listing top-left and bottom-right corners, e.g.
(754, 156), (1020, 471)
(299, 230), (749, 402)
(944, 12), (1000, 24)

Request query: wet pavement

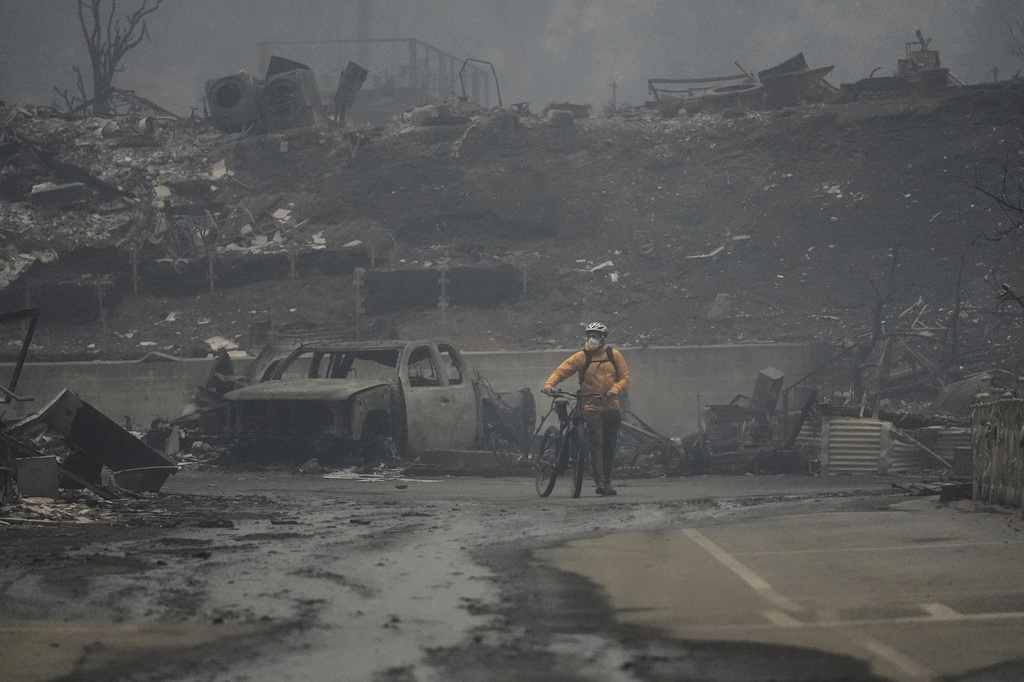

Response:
(2, 472), (1020, 681)
(540, 499), (1024, 681)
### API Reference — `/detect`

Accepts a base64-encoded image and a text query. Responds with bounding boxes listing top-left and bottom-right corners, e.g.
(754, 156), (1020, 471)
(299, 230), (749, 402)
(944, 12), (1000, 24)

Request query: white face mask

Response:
(586, 336), (603, 351)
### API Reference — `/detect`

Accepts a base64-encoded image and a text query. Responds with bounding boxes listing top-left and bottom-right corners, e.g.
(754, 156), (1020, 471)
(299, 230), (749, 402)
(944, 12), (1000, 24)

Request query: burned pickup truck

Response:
(222, 339), (533, 465)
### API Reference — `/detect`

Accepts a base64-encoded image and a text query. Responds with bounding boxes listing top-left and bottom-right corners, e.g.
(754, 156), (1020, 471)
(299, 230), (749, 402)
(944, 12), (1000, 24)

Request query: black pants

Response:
(582, 409), (622, 486)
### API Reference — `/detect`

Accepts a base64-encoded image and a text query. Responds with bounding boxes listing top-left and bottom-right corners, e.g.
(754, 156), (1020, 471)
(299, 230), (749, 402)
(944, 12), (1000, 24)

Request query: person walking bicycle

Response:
(541, 322), (630, 495)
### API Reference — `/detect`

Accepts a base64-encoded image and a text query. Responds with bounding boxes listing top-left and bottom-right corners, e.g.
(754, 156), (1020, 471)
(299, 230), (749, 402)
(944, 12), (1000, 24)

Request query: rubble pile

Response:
(2, 59), (1024, 370)
(0, 494), (126, 525)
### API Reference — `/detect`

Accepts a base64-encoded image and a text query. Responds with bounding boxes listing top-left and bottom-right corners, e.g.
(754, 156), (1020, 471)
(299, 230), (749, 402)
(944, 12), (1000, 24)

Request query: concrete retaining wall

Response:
(1, 342), (826, 436)
(467, 343), (827, 435)
(0, 359), (212, 427)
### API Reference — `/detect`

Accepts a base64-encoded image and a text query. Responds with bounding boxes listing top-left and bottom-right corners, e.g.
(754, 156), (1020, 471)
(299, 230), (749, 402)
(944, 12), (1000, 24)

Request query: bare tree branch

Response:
(1000, 5), (1024, 65)
(75, 0), (163, 115)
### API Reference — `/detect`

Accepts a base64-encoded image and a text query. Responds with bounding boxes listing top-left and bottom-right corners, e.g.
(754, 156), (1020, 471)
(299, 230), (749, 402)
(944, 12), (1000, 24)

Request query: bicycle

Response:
(532, 390), (602, 498)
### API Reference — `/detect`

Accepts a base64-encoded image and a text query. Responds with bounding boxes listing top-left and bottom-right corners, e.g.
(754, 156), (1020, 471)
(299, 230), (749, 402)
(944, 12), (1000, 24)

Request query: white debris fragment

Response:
(590, 261), (614, 272)
(164, 311), (181, 322)
(205, 336), (239, 351)
(685, 246), (725, 260)
(153, 185), (171, 198)
(210, 160), (227, 180)
(343, 239), (363, 248)
(272, 208), (292, 221)
(610, 272), (619, 283)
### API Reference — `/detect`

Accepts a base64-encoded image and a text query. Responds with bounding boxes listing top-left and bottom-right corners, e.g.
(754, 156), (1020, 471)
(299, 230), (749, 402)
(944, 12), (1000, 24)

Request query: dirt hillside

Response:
(2, 87), (1023, 376)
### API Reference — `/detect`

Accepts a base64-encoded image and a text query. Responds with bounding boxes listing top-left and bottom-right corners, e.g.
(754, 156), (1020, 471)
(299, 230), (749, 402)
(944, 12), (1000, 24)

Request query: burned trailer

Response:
(223, 339), (524, 466)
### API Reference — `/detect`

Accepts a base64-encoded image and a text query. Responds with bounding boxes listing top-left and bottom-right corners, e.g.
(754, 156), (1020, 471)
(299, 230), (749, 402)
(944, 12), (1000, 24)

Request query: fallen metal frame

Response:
(0, 308), (39, 404)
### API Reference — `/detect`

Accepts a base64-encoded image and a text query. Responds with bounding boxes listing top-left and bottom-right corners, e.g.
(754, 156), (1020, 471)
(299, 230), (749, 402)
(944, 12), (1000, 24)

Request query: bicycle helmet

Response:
(585, 322), (608, 337)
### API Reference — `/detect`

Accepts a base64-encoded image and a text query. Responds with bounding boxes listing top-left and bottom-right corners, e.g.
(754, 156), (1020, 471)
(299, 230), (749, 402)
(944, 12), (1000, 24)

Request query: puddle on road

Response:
(0, 620), (271, 682)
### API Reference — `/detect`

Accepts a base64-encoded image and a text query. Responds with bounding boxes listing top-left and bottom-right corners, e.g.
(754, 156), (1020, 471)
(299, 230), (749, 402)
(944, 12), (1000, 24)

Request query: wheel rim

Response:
(534, 428), (560, 497)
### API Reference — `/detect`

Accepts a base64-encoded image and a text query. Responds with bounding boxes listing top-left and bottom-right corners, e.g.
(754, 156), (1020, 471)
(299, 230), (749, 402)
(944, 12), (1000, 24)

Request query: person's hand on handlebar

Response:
(541, 385), (554, 396)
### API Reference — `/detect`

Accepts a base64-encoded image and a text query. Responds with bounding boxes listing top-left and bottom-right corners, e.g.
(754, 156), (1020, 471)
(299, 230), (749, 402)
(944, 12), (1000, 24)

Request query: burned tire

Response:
(534, 426), (561, 497)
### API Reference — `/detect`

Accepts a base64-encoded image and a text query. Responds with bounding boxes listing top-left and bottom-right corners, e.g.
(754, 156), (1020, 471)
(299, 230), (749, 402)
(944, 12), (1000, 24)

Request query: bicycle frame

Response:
(531, 390), (604, 498)
(551, 395), (583, 469)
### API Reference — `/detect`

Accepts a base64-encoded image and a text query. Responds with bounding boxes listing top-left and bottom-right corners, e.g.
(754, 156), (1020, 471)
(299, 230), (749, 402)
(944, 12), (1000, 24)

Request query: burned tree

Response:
(76, 0), (163, 115)
(1002, 6), (1024, 67)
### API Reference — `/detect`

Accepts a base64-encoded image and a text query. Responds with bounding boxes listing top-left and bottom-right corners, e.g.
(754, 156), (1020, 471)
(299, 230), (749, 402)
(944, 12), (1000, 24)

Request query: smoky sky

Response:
(0, 0), (1018, 115)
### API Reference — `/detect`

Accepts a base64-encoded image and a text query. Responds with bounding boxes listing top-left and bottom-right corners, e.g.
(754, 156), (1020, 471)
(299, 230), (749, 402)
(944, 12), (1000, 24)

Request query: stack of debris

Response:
(647, 52), (836, 116)
(1, 308), (177, 503)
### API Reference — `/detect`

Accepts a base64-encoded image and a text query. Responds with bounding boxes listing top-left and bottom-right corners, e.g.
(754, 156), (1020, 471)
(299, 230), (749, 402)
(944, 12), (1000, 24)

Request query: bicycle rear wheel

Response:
(569, 423), (588, 499)
(534, 426), (561, 497)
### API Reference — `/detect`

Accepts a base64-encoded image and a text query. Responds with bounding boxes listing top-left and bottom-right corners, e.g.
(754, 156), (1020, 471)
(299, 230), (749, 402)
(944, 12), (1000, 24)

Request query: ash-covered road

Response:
(3, 472), (1019, 682)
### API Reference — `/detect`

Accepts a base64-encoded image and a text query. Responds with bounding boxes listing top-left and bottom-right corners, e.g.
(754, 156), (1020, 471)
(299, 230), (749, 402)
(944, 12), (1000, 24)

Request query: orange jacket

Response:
(544, 344), (630, 412)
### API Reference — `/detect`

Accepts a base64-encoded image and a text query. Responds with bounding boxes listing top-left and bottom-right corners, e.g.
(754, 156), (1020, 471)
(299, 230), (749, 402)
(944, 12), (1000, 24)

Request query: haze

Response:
(0, 1), (1017, 115)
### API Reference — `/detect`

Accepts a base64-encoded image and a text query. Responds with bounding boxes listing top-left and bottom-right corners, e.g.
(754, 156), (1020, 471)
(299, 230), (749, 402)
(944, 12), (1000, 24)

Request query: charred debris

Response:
(1, 307), (177, 514)
(0, 31), (975, 350)
(0, 30), (1016, 507)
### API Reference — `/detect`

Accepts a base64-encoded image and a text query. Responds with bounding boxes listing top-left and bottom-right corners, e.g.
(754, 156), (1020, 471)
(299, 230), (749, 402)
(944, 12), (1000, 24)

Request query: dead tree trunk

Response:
(76, 0), (163, 116)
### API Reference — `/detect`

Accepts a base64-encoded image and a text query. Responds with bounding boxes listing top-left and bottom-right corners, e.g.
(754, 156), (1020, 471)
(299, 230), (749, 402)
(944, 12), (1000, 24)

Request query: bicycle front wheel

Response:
(569, 422), (588, 499)
(534, 426), (561, 497)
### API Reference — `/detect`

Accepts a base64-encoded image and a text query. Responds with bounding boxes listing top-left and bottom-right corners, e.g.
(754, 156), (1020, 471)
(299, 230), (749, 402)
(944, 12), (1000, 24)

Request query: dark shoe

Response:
(603, 484), (617, 496)
(595, 485), (606, 495)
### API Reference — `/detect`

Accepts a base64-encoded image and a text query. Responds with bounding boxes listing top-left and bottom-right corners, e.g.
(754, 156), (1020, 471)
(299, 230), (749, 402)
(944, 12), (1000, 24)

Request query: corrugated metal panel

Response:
(824, 417), (884, 475)
(795, 420), (821, 452)
(889, 439), (926, 473)
(918, 426), (970, 463)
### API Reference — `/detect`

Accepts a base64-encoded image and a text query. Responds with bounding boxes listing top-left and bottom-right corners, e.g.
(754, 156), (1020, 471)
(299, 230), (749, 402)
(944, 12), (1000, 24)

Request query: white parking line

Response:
(682, 528), (804, 613)
(682, 528), (939, 681)
(762, 610), (802, 627)
(658, 609), (1024, 633)
(732, 539), (1024, 557)
(920, 603), (960, 619)
(859, 636), (935, 681)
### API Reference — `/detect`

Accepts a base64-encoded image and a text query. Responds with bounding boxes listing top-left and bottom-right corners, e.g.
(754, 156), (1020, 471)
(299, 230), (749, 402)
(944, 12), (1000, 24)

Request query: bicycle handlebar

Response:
(546, 389), (606, 399)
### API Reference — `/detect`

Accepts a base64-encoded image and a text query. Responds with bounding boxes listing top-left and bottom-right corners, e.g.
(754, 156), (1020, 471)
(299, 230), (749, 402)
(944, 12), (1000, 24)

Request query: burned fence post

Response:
(96, 279), (107, 341)
(354, 267), (366, 340)
(439, 266), (449, 333)
(207, 248), (216, 295)
(130, 249), (140, 296)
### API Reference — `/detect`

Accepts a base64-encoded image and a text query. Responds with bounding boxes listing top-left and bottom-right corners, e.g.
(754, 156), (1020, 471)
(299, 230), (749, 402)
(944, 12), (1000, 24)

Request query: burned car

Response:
(223, 339), (531, 465)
